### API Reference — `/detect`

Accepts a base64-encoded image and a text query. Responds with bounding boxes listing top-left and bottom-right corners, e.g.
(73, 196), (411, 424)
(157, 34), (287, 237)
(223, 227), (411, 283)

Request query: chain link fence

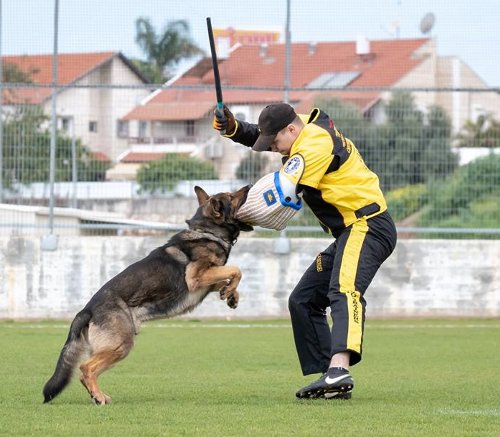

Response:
(1, 1), (499, 239)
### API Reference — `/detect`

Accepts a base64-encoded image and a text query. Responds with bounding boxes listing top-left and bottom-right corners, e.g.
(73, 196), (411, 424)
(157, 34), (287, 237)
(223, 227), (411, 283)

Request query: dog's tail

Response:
(43, 309), (91, 403)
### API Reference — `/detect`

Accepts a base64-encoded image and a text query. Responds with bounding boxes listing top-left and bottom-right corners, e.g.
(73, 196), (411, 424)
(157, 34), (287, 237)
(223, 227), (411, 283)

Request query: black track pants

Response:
(288, 211), (397, 375)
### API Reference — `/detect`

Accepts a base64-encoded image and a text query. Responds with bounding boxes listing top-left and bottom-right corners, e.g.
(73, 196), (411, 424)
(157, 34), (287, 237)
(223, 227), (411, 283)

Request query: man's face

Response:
(270, 124), (299, 155)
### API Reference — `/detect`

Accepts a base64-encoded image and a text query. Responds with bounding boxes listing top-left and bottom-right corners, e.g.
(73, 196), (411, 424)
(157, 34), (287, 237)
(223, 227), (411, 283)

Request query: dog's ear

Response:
(194, 186), (210, 205)
(209, 197), (224, 218)
(231, 184), (252, 210)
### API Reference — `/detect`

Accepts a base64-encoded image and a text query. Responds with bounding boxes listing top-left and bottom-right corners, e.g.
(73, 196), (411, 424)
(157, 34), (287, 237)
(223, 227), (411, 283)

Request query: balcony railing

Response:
(128, 135), (211, 145)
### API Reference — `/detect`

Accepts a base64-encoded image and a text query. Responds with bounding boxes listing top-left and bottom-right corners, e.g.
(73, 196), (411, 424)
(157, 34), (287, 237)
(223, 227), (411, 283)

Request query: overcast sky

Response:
(2, 0), (499, 86)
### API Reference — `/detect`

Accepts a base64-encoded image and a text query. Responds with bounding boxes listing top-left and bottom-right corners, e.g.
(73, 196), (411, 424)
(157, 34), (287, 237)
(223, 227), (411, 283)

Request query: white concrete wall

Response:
(0, 236), (498, 320)
(44, 56), (149, 161)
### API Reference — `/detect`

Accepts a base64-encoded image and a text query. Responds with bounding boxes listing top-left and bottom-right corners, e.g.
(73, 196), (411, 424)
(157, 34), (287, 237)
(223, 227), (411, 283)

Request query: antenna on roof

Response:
(419, 12), (435, 35)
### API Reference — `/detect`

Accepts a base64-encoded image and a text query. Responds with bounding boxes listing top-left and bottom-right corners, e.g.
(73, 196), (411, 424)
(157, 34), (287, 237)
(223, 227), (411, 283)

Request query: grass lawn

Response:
(0, 319), (499, 436)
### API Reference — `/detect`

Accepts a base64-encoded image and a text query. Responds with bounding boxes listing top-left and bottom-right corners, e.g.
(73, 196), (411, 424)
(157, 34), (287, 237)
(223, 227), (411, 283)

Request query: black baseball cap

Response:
(252, 103), (297, 151)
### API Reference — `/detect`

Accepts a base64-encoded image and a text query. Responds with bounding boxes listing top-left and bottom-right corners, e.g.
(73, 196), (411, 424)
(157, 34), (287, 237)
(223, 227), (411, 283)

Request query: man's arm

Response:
(213, 105), (260, 149)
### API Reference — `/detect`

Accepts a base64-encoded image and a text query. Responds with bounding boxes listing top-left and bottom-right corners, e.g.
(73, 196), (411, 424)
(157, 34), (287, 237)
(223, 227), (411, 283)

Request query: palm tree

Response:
(2, 62), (35, 103)
(455, 113), (500, 148)
(2, 62), (34, 83)
(134, 17), (204, 84)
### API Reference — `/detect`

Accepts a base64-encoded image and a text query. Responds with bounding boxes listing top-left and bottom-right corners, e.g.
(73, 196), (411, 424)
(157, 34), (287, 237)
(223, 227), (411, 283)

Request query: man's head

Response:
(253, 103), (303, 155)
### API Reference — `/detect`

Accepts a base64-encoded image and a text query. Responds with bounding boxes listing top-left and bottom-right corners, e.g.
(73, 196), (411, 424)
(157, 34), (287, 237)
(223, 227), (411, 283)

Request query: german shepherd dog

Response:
(43, 185), (252, 405)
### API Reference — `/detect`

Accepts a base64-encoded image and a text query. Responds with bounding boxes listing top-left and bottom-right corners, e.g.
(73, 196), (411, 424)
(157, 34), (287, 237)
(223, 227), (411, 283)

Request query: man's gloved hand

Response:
(212, 105), (236, 135)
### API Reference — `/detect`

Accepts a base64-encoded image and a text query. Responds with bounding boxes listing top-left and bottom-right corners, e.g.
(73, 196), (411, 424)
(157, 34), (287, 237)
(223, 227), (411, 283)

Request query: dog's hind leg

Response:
(80, 347), (130, 405)
(80, 320), (134, 405)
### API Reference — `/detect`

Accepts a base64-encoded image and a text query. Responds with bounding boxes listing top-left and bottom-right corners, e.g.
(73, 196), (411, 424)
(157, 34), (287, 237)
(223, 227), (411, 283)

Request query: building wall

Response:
(109, 57), (151, 159)
(436, 57), (500, 133)
(44, 56), (149, 161)
(0, 236), (498, 320)
(364, 39), (500, 133)
(395, 39), (438, 112)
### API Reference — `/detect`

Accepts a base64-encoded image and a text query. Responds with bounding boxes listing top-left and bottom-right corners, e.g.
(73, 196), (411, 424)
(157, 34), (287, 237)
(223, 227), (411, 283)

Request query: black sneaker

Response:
(296, 367), (354, 400)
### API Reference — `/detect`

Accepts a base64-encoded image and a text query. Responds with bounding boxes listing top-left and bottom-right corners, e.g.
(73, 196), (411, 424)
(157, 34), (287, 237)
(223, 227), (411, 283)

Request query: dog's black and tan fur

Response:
(43, 185), (252, 405)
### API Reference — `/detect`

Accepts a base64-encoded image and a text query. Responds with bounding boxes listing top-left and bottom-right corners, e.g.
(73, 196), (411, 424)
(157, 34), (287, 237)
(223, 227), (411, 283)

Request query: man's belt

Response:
(355, 202), (380, 219)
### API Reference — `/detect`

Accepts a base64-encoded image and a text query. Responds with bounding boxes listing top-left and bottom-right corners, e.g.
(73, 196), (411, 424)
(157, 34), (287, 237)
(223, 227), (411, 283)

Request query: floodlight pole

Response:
(0, 0), (3, 203)
(274, 0), (292, 255)
(42, 0), (59, 251)
(283, 0), (291, 104)
(71, 116), (77, 208)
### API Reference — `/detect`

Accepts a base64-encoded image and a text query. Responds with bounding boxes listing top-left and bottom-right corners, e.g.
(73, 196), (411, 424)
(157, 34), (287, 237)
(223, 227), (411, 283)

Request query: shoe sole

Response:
(324, 391), (352, 400)
(296, 381), (354, 400)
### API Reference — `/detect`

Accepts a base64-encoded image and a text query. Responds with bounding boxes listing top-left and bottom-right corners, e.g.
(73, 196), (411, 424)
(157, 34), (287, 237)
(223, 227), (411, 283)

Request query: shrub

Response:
(385, 184), (428, 221)
(137, 154), (218, 193)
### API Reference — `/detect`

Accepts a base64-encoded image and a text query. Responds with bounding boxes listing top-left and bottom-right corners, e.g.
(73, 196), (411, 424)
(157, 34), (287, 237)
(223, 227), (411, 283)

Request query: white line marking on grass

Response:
(1, 323), (500, 330)
(368, 324), (500, 329)
(437, 408), (500, 417)
(151, 323), (290, 328)
(0, 323), (291, 329)
(148, 323), (500, 329)
(0, 324), (70, 329)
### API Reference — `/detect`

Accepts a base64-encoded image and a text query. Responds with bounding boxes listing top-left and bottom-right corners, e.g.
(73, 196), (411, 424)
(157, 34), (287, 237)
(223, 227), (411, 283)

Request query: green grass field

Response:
(0, 319), (499, 436)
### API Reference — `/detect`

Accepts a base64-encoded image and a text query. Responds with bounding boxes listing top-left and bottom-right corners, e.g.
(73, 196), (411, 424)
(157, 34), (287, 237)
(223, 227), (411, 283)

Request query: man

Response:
(213, 103), (397, 400)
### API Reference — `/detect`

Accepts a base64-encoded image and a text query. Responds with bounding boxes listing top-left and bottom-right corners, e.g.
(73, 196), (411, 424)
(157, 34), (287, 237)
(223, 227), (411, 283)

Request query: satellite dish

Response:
(420, 13), (435, 35)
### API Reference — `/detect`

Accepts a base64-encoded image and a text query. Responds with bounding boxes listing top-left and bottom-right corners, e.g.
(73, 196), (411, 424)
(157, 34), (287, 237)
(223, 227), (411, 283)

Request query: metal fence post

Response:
(41, 0), (59, 251)
(274, 0), (292, 255)
(71, 115), (77, 209)
(0, 0), (3, 204)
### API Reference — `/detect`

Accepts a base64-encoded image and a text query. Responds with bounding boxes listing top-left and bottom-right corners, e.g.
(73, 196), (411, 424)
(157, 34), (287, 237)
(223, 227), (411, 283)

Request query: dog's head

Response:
(187, 185), (254, 233)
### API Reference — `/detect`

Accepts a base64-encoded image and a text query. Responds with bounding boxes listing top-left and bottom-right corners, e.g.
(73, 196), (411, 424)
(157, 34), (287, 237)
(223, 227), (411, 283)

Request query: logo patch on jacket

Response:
(316, 254), (323, 272)
(263, 190), (277, 206)
(284, 156), (302, 175)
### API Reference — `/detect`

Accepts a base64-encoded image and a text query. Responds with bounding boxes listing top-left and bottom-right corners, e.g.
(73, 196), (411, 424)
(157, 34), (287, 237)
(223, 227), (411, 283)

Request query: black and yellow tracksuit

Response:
(229, 108), (397, 374)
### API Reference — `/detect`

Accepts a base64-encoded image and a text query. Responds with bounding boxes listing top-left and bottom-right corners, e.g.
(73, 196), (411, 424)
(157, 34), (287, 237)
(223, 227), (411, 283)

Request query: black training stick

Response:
(206, 17), (224, 110)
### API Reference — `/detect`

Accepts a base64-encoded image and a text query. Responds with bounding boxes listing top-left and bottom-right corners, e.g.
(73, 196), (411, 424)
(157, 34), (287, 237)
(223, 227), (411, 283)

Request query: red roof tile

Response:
(91, 151), (111, 162)
(197, 39), (430, 88)
(120, 152), (166, 163)
(123, 101), (214, 121)
(2, 52), (145, 104)
(123, 38), (431, 121)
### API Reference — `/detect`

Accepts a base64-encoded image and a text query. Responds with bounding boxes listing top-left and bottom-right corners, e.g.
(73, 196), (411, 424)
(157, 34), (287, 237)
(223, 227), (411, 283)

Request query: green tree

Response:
(305, 93), (457, 194)
(377, 92), (425, 189)
(313, 96), (369, 142)
(455, 113), (500, 148)
(2, 106), (110, 188)
(134, 18), (203, 83)
(2, 62), (34, 83)
(2, 61), (36, 102)
(369, 92), (457, 191)
(235, 151), (269, 183)
(137, 154), (218, 193)
(421, 105), (458, 181)
(419, 153), (500, 228)
(312, 95), (375, 172)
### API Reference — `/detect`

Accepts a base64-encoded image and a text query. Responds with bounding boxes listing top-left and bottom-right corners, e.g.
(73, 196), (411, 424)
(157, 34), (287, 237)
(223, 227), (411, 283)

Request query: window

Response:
(61, 117), (71, 132)
(185, 120), (194, 137)
(116, 120), (129, 138)
(306, 72), (360, 89)
(89, 121), (98, 133)
(138, 121), (147, 138)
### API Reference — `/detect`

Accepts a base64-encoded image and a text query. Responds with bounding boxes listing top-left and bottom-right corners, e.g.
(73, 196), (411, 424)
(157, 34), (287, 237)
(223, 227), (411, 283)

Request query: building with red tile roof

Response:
(2, 51), (150, 162)
(117, 36), (500, 179)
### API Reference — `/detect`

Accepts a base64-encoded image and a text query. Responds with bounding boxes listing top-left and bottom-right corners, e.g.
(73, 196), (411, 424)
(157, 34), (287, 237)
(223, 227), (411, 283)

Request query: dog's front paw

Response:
(226, 291), (239, 309)
(219, 280), (231, 300)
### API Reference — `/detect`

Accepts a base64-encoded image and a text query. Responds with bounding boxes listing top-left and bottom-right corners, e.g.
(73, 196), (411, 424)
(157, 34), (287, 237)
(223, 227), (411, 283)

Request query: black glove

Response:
(212, 105), (236, 135)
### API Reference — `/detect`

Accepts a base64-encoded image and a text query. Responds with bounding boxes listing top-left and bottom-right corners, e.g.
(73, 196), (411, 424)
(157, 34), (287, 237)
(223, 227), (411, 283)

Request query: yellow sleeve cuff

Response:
(223, 120), (239, 138)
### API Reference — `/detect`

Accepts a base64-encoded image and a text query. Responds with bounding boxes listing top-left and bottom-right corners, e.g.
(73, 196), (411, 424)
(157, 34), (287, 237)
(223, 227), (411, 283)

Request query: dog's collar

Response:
(187, 229), (235, 253)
